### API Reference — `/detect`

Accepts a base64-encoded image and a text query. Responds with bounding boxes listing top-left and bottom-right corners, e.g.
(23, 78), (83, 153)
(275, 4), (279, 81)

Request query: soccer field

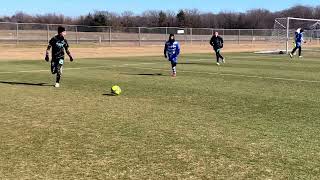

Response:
(1, 52), (320, 179)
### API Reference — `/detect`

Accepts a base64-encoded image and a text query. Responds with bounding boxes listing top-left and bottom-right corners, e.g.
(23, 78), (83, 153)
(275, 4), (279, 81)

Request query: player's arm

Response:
(64, 40), (74, 62)
(176, 43), (181, 56)
(66, 49), (73, 62)
(219, 36), (224, 48)
(302, 34), (306, 43)
(209, 37), (214, 46)
(164, 43), (168, 58)
(45, 44), (51, 62)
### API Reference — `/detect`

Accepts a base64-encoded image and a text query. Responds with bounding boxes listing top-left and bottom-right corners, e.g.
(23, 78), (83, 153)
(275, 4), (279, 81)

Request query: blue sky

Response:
(1, 0), (319, 17)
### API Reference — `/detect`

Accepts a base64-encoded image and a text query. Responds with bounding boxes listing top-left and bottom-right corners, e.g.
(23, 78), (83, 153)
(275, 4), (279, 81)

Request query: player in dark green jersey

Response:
(45, 26), (74, 88)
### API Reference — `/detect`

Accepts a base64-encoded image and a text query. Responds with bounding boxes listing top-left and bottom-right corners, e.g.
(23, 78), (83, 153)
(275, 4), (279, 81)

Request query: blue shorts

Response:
(168, 56), (178, 63)
(296, 42), (302, 48)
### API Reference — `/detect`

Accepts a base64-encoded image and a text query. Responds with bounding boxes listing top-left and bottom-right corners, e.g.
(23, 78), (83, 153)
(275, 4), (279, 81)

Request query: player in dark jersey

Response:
(45, 26), (74, 87)
(210, 32), (225, 66)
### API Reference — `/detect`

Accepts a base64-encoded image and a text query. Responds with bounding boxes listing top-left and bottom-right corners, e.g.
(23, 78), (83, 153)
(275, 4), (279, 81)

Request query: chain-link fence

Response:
(1, 22), (320, 47)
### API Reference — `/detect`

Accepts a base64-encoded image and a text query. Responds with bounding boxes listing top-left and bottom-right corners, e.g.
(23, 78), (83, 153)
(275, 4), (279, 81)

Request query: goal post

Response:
(273, 17), (320, 54)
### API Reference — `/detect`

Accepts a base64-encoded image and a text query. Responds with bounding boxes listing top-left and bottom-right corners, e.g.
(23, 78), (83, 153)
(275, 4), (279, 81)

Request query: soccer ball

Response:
(111, 85), (122, 95)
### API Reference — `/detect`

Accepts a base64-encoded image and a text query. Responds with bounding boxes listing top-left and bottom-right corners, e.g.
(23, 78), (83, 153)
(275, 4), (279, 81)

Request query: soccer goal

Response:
(272, 17), (320, 54)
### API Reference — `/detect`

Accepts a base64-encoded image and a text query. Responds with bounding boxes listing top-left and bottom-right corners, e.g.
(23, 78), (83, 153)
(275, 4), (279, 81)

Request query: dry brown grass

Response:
(0, 42), (319, 61)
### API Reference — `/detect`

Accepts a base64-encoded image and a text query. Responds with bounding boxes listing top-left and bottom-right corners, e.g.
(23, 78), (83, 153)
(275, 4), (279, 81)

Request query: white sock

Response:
(172, 66), (176, 73)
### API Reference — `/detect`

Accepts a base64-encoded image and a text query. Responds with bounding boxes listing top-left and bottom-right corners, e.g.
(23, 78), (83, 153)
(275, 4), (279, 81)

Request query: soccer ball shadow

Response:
(102, 93), (117, 96)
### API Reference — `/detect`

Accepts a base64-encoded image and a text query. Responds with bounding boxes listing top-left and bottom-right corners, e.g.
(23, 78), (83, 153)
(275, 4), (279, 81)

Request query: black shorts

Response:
(51, 59), (64, 75)
(214, 48), (222, 53)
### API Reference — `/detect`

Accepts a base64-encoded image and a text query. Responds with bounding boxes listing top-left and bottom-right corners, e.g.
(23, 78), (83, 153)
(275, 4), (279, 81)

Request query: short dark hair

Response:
(58, 26), (66, 34)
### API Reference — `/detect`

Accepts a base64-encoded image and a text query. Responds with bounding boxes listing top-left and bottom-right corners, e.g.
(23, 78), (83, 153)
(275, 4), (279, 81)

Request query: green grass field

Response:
(1, 52), (320, 179)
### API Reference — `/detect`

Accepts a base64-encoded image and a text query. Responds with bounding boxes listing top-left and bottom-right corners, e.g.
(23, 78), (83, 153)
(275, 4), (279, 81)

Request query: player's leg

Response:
(291, 47), (298, 54)
(54, 64), (62, 87)
(55, 59), (64, 87)
(290, 47), (298, 58)
(298, 47), (302, 58)
(51, 60), (57, 74)
(217, 49), (225, 63)
(214, 49), (219, 64)
(171, 60), (177, 77)
(214, 49), (221, 65)
(56, 64), (62, 83)
(51, 60), (60, 87)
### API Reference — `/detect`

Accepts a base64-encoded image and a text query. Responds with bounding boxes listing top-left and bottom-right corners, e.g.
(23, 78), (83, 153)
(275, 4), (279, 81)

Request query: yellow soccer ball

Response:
(111, 85), (122, 95)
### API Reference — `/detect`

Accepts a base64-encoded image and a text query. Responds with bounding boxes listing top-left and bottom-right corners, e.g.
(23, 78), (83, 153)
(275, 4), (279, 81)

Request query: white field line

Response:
(127, 66), (320, 84)
(0, 63), (156, 74)
(186, 58), (263, 62)
(1, 62), (320, 83)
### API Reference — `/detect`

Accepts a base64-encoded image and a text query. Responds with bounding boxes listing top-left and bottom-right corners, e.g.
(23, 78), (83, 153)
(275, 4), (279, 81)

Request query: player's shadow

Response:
(137, 73), (163, 76)
(122, 73), (163, 76)
(179, 62), (213, 65)
(0, 81), (52, 87)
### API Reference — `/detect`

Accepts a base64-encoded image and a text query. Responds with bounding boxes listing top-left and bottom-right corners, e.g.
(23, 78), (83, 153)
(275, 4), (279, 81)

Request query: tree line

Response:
(1, 5), (320, 29)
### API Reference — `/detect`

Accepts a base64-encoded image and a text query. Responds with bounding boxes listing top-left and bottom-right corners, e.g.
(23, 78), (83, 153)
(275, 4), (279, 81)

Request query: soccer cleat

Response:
(54, 83), (60, 88)
(216, 62), (220, 66)
(222, 58), (226, 63)
(289, 53), (293, 58)
(299, 56), (303, 58)
(172, 72), (177, 77)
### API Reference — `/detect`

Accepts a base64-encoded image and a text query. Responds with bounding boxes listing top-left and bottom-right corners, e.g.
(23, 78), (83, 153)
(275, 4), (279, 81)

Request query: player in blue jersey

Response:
(164, 34), (180, 77)
(290, 28), (306, 59)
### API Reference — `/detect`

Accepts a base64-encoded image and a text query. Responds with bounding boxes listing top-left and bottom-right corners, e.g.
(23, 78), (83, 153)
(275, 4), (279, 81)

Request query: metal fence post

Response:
(16, 23), (19, 45)
(238, 29), (240, 44)
(251, 29), (254, 44)
(165, 27), (168, 42)
(138, 27), (141, 46)
(47, 24), (50, 43)
(190, 28), (193, 45)
(109, 27), (112, 46)
(222, 29), (225, 37)
(184, 28), (187, 44)
(75, 26), (79, 44)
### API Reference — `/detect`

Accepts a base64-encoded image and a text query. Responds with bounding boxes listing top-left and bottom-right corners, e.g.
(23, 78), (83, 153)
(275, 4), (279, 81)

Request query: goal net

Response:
(272, 17), (320, 54)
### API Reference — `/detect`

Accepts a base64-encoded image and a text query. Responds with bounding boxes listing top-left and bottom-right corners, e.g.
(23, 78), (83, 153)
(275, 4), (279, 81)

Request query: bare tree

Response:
(2, 5), (320, 29)
(166, 10), (177, 27)
(184, 9), (202, 28)
(120, 11), (135, 27)
(176, 10), (186, 27)
(142, 10), (160, 26)
(158, 11), (168, 27)
(314, 6), (320, 19)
